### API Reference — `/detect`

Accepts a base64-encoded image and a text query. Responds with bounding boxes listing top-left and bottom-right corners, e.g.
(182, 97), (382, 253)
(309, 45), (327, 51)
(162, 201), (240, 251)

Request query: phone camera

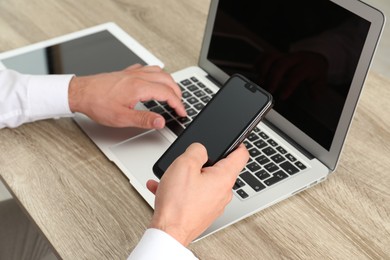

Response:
(245, 83), (256, 93)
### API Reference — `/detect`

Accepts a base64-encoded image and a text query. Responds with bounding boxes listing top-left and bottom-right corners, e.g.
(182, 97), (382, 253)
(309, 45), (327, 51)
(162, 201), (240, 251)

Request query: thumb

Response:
(146, 180), (159, 194)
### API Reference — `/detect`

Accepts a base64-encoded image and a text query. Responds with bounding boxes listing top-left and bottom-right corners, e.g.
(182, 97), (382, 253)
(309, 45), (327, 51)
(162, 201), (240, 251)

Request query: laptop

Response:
(0, 0), (384, 240)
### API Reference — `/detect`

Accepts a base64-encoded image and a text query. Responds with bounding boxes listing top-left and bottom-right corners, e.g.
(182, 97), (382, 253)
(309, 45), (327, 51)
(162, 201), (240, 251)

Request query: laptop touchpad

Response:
(109, 130), (171, 186)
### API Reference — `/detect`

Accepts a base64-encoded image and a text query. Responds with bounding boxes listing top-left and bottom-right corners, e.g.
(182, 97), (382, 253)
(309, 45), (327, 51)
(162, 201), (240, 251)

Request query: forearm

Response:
(0, 70), (74, 128)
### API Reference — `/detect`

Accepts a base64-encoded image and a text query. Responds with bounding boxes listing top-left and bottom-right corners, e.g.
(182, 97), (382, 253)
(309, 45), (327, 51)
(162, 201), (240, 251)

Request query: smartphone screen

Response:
(153, 74), (273, 178)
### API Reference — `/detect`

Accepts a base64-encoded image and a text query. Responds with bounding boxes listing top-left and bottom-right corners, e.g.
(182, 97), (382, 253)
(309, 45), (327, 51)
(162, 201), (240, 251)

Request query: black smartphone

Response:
(153, 74), (273, 178)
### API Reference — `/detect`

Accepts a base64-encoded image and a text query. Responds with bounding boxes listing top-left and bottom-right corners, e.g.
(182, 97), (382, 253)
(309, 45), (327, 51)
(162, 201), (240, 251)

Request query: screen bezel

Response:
(199, 0), (385, 170)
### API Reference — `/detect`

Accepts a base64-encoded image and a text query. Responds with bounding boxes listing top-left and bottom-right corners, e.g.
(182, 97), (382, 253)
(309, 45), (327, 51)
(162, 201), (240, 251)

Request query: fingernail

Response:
(153, 118), (164, 129)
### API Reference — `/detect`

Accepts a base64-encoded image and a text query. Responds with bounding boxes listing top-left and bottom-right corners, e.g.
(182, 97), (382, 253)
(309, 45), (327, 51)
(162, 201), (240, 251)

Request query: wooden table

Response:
(0, 0), (389, 259)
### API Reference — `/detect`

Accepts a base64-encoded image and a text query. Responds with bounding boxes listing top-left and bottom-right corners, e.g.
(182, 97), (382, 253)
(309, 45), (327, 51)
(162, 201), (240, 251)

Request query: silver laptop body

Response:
(106, 0), (384, 239)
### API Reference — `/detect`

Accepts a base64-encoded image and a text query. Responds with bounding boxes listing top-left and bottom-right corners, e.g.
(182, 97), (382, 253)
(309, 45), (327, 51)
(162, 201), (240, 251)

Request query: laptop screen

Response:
(206, 0), (371, 150)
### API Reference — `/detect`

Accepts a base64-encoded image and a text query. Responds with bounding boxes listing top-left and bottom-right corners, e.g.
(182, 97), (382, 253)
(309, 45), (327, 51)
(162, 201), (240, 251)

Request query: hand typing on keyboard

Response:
(69, 64), (187, 128)
(143, 76), (214, 136)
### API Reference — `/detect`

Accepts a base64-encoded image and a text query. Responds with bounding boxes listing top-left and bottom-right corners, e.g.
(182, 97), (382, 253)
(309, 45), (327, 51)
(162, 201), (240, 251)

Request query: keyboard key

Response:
(188, 85), (199, 92)
(177, 117), (190, 124)
(194, 90), (206, 98)
(247, 162), (261, 172)
(271, 154), (286, 164)
(295, 161), (307, 170)
(180, 79), (192, 86)
(267, 139), (278, 147)
(197, 82), (206, 88)
(240, 171), (266, 192)
(255, 155), (270, 165)
(262, 147), (277, 156)
(162, 103), (174, 113)
(264, 170), (289, 186)
(286, 153), (297, 162)
(253, 127), (260, 132)
(254, 140), (267, 149)
(200, 96), (211, 103)
(280, 161), (299, 175)
(186, 97), (198, 104)
(167, 120), (184, 136)
(186, 108), (198, 117)
(182, 91), (192, 98)
(259, 132), (269, 139)
(205, 88), (214, 94)
(190, 76), (199, 82)
(161, 112), (172, 121)
(143, 100), (158, 108)
(243, 140), (253, 149)
(248, 148), (261, 158)
(150, 106), (164, 114)
(247, 133), (259, 142)
(233, 178), (245, 190)
(194, 103), (205, 111)
(236, 189), (249, 199)
(276, 146), (287, 154)
(254, 169), (270, 180)
(264, 162), (279, 173)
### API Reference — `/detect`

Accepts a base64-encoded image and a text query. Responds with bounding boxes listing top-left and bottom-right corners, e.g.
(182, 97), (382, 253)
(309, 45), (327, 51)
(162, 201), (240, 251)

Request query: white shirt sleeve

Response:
(128, 228), (198, 260)
(0, 70), (74, 128)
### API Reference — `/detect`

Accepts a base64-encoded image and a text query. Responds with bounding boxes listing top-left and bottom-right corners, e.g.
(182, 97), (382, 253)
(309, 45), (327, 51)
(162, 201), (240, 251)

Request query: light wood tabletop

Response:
(1, 0), (389, 259)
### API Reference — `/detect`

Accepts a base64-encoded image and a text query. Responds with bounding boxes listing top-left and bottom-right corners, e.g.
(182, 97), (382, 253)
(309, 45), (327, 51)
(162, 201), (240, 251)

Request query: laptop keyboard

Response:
(143, 76), (307, 200)
(143, 76), (213, 136)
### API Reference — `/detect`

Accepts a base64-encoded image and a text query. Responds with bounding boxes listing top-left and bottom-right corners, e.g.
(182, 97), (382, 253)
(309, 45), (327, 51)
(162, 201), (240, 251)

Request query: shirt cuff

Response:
(128, 228), (198, 260)
(27, 74), (74, 120)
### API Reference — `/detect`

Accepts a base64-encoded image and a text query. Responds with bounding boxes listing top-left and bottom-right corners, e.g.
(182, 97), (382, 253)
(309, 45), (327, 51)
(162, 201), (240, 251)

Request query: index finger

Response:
(137, 80), (187, 117)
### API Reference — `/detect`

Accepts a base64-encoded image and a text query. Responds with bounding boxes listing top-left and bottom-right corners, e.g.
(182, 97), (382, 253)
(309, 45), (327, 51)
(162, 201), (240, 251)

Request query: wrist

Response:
(149, 218), (192, 247)
(68, 76), (86, 113)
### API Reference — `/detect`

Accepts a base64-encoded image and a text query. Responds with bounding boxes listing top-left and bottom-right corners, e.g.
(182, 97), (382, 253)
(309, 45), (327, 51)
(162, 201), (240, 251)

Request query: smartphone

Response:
(153, 74), (273, 178)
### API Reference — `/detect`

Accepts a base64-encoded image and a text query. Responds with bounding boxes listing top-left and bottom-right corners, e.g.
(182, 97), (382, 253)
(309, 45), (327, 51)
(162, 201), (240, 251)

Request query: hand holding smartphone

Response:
(153, 74), (273, 178)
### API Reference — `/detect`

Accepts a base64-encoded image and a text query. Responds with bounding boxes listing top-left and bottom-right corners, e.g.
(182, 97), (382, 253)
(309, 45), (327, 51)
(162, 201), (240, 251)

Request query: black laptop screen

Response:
(207, 0), (371, 150)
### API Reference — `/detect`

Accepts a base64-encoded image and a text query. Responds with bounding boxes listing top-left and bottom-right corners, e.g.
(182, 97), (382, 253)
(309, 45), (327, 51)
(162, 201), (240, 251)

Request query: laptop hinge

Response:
(263, 119), (314, 160)
(206, 74), (223, 88)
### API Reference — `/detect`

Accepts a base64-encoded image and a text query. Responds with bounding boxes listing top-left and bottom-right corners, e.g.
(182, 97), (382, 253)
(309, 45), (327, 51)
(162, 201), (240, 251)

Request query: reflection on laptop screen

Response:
(207, 0), (371, 150)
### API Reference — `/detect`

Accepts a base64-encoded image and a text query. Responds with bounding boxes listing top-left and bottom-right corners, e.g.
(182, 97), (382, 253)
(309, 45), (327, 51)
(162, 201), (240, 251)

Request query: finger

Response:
(214, 144), (249, 179)
(115, 108), (166, 129)
(135, 70), (182, 99)
(140, 65), (164, 73)
(136, 81), (187, 117)
(146, 180), (159, 194)
(124, 65), (182, 99)
(125, 64), (143, 71)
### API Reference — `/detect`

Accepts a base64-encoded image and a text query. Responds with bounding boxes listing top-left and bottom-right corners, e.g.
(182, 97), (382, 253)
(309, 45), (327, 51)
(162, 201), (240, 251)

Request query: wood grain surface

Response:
(0, 0), (389, 259)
